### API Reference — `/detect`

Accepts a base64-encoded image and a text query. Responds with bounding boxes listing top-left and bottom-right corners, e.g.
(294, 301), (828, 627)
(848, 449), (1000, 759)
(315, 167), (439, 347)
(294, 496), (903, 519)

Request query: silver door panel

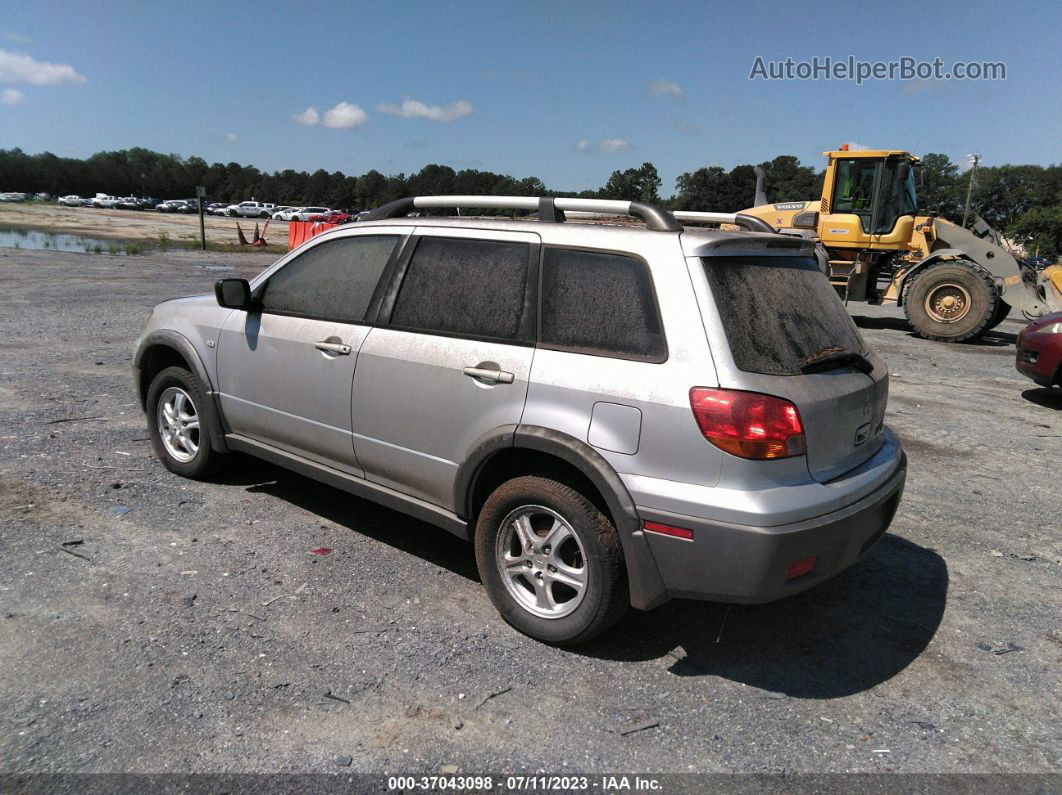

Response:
(216, 311), (368, 474)
(351, 327), (533, 509)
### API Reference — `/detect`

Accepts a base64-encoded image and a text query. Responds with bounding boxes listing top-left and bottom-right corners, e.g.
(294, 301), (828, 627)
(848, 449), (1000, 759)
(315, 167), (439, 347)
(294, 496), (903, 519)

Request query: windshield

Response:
(701, 255), (866, 376)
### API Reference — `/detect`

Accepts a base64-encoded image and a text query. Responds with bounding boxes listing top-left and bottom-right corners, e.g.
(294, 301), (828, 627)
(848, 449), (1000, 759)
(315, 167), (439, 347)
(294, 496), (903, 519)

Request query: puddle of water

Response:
(0, 227), (130, 254)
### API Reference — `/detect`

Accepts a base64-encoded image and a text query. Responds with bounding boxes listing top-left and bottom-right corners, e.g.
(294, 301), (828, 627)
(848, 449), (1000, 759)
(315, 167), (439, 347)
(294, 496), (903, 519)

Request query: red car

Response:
(307, 210), (353, 224)
(1016, 311), (1062, 388)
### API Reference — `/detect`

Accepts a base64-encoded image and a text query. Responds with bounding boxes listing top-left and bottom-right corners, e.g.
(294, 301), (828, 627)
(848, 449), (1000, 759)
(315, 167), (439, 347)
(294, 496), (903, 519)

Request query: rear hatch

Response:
(699, 253), (888, 482)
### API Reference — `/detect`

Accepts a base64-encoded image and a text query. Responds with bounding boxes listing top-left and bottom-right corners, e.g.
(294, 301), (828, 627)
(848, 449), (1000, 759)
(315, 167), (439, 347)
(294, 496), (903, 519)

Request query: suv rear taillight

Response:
(689, 387), (805, 460)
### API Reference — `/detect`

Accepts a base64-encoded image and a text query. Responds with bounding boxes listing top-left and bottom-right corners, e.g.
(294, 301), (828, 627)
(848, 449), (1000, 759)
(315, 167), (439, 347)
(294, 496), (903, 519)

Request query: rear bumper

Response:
(1016, 329), (1061, 387)
(633, 452), (906, 603)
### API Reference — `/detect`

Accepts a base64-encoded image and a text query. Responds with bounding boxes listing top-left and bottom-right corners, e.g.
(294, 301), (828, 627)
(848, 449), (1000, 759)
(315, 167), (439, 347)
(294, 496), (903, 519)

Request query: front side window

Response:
(389, 236), (532, 341)
(259, 235), (399, 323)
(539, 247), (666, 361)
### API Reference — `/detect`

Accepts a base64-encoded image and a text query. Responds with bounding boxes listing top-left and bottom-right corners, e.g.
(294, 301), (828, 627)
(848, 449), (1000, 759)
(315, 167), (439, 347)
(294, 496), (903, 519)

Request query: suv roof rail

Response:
(362, 195), (683, 232)
(671, 211), (776, 234)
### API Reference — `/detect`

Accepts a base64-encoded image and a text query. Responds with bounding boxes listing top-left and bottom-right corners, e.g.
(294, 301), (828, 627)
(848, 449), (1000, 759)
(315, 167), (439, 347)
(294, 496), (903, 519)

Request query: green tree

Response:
(916, 153), (961, 219)
(1011, 204), (1062, 257)
(599, 162), (661, 203)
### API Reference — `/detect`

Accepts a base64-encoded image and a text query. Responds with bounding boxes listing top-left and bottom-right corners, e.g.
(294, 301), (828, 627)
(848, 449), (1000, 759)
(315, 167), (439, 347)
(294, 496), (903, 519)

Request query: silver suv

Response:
(133, 195), (906, 645)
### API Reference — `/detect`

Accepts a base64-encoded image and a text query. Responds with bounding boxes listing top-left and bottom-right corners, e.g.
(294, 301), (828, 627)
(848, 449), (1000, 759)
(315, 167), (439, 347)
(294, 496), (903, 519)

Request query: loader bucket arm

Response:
(927, 217), (1061, 317)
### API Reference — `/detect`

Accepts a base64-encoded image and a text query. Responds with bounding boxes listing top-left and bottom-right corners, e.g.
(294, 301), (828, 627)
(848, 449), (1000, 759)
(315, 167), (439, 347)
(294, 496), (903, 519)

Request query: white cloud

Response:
(322, 101), (368, 129)
(599, 138), (631, 153)
(0, 48), (85, 85)
(291, 106), (320, 125)
(576, 137), (632, 154)
(376, 97), (473, 123)
(673, 119), (703, 133)
(899, 78), (946, 96)
(1, 87), (25, 105)
(646, 79), (683, 98)
(225, 132), (238, 142)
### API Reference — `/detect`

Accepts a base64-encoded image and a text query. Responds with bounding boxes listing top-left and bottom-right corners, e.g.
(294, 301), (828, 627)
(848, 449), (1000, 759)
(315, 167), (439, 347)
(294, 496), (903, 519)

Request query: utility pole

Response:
(196, 186), (207, 251)
(962, 153), (980, 228)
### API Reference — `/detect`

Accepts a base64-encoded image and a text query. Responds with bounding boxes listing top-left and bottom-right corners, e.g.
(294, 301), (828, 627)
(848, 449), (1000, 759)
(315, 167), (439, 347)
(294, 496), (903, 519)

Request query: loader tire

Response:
(903, 262), (998, 342)
(986, 300), (1011, 330)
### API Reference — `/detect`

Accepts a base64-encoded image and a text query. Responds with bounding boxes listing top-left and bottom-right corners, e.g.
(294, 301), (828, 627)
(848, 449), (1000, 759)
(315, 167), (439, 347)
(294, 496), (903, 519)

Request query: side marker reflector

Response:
(786, 556), (817, 581)
(643, 521), (694, 541)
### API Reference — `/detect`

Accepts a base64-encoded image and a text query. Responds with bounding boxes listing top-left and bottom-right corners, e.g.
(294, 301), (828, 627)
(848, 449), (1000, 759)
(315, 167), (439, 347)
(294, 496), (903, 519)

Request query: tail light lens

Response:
(689, 387), (805, 460)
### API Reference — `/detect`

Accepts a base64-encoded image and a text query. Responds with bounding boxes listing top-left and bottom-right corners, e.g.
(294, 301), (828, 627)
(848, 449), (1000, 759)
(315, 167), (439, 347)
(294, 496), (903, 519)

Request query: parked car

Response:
(116, 197), (141, 210)
(179, 199), (200, 214)
(224, 201), (275, 218)
(133, 195), (906, 645)
(137, 197), (161, 211)
(35, 192), (53, 201)
(58, 195), (85, 207)
(0, 192), (28, 202)
(1016, 312), (1062, 388)
(307, 210), (353, 224)
(287, 206), (330, 221)
(272, 207), (305, 221)
(156, 200), (188, 213)
(91, 195), (121, 208)
(205, 202), (227, 215)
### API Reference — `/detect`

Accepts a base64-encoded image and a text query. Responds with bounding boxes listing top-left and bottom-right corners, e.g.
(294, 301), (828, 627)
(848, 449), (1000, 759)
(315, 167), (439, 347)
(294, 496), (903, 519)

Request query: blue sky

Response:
(1, 0), (1058, 194)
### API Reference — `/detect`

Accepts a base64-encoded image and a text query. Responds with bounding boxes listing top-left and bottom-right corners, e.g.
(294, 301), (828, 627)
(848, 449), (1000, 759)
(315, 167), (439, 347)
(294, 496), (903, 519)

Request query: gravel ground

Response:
(0, 247), (1059, 778)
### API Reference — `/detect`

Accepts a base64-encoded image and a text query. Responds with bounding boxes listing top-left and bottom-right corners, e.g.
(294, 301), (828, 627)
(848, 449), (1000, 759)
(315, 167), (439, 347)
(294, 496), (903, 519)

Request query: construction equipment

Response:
(729, 146), (1062, 342)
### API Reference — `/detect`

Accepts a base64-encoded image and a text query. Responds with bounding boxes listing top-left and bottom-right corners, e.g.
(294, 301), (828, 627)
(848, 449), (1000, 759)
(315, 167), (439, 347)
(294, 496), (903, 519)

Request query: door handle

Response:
(463, 366), (514, 384)
(314, 340), (351, 355)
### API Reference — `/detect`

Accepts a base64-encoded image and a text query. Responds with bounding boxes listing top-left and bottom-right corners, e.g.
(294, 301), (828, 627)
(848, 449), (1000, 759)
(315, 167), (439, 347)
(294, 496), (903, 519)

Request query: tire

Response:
(145, 366), (222, 479)
(259, 211), (268, 218)
(903, 261), (999, 342)
(228, 210), (237, 217)
(986, 300), (1012, 330)
(474, 476), (628, 645)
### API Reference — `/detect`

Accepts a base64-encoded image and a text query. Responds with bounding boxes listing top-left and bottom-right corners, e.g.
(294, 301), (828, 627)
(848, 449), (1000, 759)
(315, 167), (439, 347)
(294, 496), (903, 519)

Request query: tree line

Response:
(1, 146), (1059, 255)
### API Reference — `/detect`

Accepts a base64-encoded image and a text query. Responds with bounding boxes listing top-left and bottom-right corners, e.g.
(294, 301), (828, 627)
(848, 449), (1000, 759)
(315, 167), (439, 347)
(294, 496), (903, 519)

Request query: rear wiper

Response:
(800, 348), (875, 374)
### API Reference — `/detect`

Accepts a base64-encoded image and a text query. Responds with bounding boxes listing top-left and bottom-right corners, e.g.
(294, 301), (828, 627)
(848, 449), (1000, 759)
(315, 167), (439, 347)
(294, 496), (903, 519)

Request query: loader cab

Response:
(820, 149), (918, 250)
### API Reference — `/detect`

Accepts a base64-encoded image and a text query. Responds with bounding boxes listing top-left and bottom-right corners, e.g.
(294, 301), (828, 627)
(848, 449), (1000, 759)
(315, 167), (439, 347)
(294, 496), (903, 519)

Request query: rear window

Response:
(701, 255), (865, 375)
(540, 248), (666, 361)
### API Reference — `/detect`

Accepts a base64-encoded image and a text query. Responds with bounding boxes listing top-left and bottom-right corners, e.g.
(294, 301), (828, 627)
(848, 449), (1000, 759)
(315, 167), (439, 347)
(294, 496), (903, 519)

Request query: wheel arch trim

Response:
(134, 330), (229, 452)
(456, 424), (669, 611)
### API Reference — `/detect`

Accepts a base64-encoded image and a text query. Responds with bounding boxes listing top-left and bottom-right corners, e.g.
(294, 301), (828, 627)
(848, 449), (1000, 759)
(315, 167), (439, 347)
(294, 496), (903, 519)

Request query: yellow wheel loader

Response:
(692, 147), (1062, 342)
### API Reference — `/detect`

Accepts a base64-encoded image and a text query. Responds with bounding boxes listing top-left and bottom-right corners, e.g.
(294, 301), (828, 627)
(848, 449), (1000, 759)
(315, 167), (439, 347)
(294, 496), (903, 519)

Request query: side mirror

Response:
(215, 278), (254, 310)
(898, 161), (912, 181)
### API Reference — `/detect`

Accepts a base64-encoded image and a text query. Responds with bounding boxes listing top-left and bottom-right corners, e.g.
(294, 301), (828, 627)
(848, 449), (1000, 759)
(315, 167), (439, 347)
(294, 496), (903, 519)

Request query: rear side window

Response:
(540, 248), (666, 361)
(260, 235), (398, 323)
(702, 255), (865, 375)
(390, 236), (532, 341)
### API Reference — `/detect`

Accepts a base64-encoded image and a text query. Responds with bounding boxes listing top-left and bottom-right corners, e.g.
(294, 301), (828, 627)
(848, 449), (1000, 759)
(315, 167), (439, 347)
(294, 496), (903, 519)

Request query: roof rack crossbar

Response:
(363, 195), (682, 232)
(671, 211), (776, 234)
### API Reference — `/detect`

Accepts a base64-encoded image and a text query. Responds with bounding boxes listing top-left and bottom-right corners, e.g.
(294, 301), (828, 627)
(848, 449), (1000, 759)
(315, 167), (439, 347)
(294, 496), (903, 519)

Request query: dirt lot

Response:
(0, 202), (289, 248)
(0, 245), (1059, 779)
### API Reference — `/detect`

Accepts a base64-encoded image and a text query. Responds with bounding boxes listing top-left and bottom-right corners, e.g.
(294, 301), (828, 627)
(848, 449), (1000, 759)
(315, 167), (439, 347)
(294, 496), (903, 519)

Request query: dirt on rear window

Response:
(702, 255), (865, 376)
